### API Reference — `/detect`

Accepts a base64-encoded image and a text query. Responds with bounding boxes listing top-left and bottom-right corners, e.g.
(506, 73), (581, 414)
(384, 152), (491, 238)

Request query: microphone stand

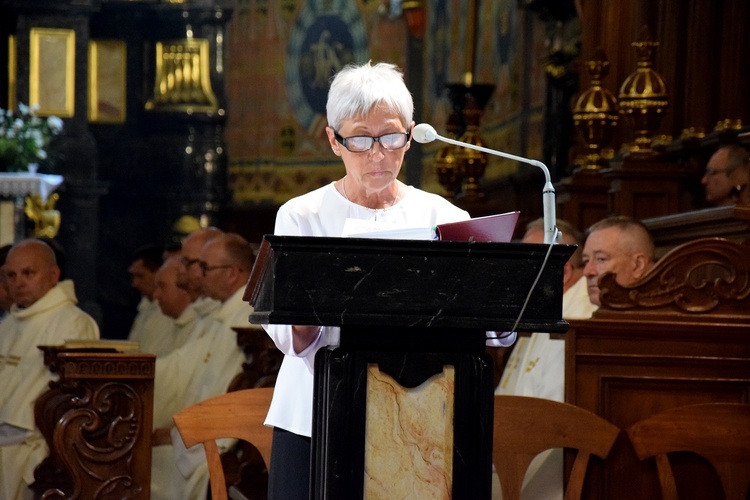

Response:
(414, 124), (558, 244)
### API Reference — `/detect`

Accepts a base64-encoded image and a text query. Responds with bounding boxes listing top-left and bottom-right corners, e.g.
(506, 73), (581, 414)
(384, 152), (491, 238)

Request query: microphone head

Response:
(412, 123), (437, 144)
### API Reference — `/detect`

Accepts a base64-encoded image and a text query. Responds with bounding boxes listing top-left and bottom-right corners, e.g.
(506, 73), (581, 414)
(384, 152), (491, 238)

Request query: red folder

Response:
(436, 211), (520, 242)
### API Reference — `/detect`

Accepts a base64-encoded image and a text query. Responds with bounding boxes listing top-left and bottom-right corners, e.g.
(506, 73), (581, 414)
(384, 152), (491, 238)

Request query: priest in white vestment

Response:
(127, 244), (173, 353)
(151, 233), (254, 500)
(493, 220), (597, 500)
(0, 240), (100, 500)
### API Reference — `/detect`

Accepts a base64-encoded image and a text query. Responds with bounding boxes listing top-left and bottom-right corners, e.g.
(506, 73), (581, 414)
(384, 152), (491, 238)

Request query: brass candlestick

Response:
(618, 26), (669, 158)
(573, 48), (618, 171)
(435, 112), (462, 200)
(439, 83), (495, 200)
(456, 94), (487, 200)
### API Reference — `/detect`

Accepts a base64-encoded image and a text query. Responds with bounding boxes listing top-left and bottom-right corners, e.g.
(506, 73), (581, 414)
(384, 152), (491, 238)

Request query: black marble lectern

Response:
(245, 236), (573, 499)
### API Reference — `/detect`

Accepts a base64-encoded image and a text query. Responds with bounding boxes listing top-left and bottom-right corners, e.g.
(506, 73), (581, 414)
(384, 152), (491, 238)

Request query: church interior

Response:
(0, 0), (748, 498)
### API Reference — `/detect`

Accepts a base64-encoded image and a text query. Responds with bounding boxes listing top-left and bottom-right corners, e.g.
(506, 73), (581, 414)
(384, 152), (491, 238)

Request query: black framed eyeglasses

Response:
(334, 131), (410, 153)
(198, 262), (232, 275)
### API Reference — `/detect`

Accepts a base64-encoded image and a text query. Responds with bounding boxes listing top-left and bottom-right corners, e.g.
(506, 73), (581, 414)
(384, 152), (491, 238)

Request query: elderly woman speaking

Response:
(262, 61), (470, 498)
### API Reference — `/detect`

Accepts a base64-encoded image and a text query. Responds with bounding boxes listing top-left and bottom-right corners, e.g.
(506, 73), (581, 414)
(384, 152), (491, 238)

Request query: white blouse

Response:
(263, 182), (470, 437)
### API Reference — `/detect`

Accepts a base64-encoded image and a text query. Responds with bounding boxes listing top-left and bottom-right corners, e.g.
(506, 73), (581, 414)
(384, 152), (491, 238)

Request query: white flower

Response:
(0, 102), (63, 171)
(47, 116), (63, 133)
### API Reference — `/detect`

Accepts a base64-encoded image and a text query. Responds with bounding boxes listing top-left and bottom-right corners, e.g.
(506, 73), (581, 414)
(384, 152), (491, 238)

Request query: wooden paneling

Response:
(566, 237), (750, 499)
(579, 0), (750, 141)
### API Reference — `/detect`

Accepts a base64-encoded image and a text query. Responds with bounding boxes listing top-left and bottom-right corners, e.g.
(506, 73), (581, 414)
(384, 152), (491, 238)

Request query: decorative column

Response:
(440, 83), (495, 202)
(434, 0), (496, 204)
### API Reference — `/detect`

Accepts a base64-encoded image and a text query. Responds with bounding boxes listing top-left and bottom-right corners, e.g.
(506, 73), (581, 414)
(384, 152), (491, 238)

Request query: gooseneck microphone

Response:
(413, 123), (558, 244)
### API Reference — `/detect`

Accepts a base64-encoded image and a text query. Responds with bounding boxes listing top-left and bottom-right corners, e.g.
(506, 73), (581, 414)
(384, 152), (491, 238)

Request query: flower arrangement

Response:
(0, 103), (64, 173)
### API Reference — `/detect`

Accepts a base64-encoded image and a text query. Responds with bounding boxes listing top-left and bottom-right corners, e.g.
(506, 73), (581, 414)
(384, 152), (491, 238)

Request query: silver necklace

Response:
(342, 176), (400, 211)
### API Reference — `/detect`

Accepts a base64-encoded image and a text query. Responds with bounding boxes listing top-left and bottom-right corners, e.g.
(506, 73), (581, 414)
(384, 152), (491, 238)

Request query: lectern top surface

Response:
(245, 235), (574, 332)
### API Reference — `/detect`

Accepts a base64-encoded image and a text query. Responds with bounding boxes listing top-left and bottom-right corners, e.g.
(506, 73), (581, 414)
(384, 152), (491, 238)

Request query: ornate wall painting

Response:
(228, 0), (376, 204)
(29, 28), (75, 118)
(285, 0), (369, 136)
(226, 0), (545, 204)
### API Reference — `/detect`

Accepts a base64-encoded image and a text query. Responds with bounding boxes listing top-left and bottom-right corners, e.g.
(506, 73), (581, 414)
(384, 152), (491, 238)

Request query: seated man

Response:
(582, 215), (656, 307)
(701, 144), (750, 206)
(127, 244), (173, 353)
(493, 216), (655, 500)
(176, 227), (224, 320)
(0, 239), (100, 500)
(151, 233), (254, 500)
(152, 257), (205, 356)
(493, 219), (596, 500)
(497, 218), (596, 400)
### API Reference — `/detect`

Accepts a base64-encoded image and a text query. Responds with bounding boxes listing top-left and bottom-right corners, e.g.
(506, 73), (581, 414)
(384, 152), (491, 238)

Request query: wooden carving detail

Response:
(33, 351), (154, 500)
(50, 381), (143, 499)
(599, 237), (750, 314)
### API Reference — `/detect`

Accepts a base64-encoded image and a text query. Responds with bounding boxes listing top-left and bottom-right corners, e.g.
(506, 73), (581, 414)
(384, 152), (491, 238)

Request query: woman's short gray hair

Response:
(326, 61), (414, 131)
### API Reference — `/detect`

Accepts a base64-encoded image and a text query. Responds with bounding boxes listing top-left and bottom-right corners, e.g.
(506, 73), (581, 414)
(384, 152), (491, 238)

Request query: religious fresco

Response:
(226, 0), (546, 204)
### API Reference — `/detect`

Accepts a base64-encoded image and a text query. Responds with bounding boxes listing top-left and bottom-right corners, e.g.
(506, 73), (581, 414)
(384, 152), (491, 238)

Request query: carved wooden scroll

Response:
(598, 237), (750, 318)
(33, 350), (155, 499)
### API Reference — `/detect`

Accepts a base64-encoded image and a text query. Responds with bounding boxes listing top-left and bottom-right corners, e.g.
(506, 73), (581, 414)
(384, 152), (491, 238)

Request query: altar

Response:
(0, 172), (64, 245)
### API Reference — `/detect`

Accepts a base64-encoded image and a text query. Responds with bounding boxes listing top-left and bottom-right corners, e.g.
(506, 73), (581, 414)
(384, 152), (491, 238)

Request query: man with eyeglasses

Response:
(176, 227), (224, 311)
(701, 144), (750, 206)
(151, 232), (253, 500)
(150, 227), (224, 499)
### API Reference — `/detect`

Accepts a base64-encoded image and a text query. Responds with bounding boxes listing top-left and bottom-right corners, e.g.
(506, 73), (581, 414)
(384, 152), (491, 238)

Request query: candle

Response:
(464, 0), (477, 87)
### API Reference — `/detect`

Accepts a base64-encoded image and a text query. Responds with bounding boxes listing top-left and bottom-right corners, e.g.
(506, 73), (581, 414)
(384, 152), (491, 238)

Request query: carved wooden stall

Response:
(566, 237), (750, 499)
(644, 203), (750, 257)
(32, 346), (155, 499)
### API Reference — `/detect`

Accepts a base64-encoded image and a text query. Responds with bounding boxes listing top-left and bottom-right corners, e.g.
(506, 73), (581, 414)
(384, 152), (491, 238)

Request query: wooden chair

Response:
(493, 395), (620, 500)
(626, 402), (750, 500)
(173, 387), (274, 500)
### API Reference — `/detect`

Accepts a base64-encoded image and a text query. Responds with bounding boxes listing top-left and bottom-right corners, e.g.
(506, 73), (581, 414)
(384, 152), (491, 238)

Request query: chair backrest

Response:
(173, 387), (274, 500)
(626, 402), (750, 500)
(493, 395), (620, 500)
